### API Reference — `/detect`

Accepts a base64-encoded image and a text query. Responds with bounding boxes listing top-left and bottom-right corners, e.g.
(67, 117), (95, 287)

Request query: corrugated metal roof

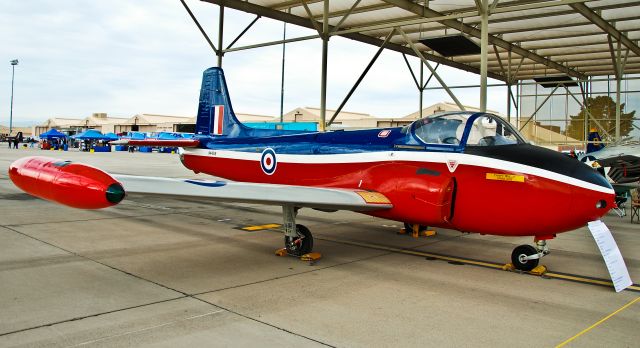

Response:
(205, 0), (640, 81)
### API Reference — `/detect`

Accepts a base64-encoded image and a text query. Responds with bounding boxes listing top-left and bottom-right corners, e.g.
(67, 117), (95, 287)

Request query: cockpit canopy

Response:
(411, 112), (525, 147)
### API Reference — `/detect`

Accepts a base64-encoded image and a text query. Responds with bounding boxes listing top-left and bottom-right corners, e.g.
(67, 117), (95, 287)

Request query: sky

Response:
(0, 0), (509, 127)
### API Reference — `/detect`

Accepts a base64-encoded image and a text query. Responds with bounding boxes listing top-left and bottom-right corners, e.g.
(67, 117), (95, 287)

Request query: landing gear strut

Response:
(277, 205), (321, 262)
(510, 239), (550, 272)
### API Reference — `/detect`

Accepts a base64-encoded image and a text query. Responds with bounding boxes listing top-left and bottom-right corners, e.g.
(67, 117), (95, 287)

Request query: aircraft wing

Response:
(599, 155), (640, 184)
(8, 156), (391, 211)
(113, 175), (392, 211)
(595, 154), (640, 168)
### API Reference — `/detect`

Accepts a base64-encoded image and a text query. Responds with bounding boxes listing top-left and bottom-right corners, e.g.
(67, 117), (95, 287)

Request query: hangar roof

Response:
(204, 0), (640, 82)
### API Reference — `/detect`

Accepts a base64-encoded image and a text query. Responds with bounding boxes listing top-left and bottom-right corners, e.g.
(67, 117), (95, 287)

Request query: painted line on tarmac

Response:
(241, 223), (282, 231)
(555, 296), (640, 347)
(315, 236), (640, 293)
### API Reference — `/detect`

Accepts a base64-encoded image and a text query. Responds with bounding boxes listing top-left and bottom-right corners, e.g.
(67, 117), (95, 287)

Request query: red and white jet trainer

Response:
(8, 67), (615, 271)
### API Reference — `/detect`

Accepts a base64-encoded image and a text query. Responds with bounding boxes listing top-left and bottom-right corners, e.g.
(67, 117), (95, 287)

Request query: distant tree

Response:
(565, 96), (635, 141)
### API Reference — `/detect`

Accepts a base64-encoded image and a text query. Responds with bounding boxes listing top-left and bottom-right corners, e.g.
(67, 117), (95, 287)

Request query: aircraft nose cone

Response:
(570, 162), (615, 221)
(571, 160), (613, 191)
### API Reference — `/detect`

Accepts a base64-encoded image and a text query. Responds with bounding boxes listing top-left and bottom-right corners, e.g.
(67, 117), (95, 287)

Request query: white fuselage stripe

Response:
(184, 148), (614, 194)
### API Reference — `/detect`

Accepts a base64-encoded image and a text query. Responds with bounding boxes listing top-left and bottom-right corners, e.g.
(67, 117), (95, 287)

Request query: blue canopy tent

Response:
(73, 129), (108, 140)
(39, 129), (67, 139)
(73, 130), (112, 152)
(103, 132), (119, 141)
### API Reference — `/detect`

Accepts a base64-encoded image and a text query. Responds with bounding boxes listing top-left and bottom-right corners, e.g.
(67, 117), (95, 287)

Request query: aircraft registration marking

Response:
(486, 173), (525, 182)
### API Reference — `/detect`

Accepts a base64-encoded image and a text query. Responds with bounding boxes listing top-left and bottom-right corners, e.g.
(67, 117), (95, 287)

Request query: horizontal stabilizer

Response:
(113, 175), (393, 211)
(110, 139), (200, 147)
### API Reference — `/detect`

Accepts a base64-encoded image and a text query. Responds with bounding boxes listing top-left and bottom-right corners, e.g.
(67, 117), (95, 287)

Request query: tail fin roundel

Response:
(195, 67), (245, 137)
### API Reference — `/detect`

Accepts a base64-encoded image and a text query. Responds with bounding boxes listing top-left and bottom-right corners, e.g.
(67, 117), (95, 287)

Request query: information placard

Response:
(587, 220), (633, 292)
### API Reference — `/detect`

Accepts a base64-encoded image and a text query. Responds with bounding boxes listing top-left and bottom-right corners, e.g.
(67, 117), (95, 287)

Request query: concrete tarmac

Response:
(0, 147), (638, 347)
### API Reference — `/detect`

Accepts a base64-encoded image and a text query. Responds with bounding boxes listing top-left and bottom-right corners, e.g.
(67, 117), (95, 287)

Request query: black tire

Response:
(511, 244), (539, 271)
(284, 224), (313, 256)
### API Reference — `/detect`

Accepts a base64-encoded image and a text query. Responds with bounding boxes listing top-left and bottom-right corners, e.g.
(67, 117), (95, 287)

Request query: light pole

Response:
(9, 59), (19, 135)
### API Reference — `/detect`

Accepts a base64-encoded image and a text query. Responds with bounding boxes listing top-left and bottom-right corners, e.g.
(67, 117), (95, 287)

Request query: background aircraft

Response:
(580, 140), (640, 185)
(8, 67), (615, 272)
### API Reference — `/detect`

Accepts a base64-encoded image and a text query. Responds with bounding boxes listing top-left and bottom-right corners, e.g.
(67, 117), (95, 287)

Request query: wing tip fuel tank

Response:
(8, 156), (125, 209)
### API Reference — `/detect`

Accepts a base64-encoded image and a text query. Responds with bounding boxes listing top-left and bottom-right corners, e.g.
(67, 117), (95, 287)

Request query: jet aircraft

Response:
(8, 67), (615, 271)
(580, 140), (640, 186)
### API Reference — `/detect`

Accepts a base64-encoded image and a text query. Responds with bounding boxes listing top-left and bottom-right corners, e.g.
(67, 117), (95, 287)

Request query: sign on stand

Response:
(588, 220), (633, 292)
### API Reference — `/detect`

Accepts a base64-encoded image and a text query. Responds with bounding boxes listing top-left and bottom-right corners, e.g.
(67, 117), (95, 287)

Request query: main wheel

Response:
(284, 224), (313, 256)
(511, 244), (539, 271)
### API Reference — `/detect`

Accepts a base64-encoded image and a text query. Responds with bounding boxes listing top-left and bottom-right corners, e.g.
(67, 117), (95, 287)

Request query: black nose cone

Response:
(465, 144), (613, 190)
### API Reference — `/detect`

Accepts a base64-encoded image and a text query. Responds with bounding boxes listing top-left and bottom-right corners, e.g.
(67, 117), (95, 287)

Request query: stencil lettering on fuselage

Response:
(261, 148), (277, 175)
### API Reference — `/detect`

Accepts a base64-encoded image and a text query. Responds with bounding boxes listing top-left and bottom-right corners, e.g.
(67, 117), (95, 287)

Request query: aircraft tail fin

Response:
(195, 67), (246, 137)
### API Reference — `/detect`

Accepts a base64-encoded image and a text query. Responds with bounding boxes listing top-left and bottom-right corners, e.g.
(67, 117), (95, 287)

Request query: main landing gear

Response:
(400, 223), (436, 238)
(275, 205), (321, 263)
(509, 239), (550, 272)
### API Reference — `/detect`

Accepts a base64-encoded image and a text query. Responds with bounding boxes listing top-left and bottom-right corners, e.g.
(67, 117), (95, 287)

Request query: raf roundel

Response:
(260, 148), (277, 175)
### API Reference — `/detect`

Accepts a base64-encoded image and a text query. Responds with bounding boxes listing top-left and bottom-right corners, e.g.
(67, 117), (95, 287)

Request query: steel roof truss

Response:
(180, 0), (218, 54)
(330, 0), (362, 34)
(381, 0), (586, 79)
(300, 0), (322, 34)
(202, 0), (506, 81)
(570, 2), (640, 57)
(226, 15), (261, 50)
(399, 27), (466, 110)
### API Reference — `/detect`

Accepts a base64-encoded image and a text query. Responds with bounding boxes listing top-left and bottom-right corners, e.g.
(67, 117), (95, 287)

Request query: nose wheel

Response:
(511, 245), (539, 271)
(510, 240), (550, 272)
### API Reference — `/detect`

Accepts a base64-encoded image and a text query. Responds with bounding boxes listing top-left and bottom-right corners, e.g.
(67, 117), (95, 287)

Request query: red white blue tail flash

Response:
(213, 105), (224, 135)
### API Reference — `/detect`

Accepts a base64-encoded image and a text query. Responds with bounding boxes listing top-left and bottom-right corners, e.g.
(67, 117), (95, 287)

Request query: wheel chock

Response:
(399, 227), (437, 237)
(412, 230), (436, 238)
(501, 263), (547, 276)
(300, 252), (322, 264)
(529, 265), (547, 276)
(419, 230), (436, 237)
(502, 263), (515, 271)
(275, 248), (287, 257)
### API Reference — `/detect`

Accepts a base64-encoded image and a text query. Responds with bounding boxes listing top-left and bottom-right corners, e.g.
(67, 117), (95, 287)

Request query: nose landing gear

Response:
(509, 239), (550, 273)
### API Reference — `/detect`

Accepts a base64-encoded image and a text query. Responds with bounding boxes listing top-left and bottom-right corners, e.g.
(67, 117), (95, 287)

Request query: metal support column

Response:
(217, 5), (224, 67)
(280, 21), (286, 122)
(319, 0), (329, 131)
(507, 50), (512, 123)
(9, 60), (18, 135)
(419, 62), (424, 119)
(479, 0), (489, 112)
